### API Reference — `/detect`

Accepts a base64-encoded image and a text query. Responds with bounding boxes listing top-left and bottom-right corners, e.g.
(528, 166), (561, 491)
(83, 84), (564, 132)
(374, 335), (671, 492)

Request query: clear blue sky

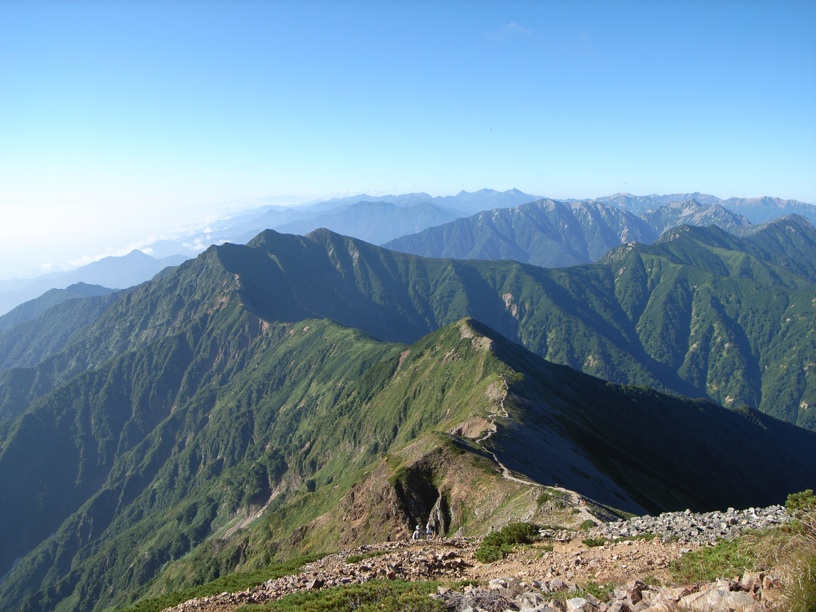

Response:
(1, 0), (815, 279)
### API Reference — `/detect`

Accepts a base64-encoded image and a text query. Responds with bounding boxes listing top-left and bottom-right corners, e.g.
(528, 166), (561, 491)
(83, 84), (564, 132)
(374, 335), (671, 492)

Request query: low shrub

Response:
(780, 514), (816, 612)
(474, 543), (510, 564)
(475, 522), (540, 563)
(669, 538), (758, 583)
(582, 537), (607, 548)
(787, 490), (816, 518)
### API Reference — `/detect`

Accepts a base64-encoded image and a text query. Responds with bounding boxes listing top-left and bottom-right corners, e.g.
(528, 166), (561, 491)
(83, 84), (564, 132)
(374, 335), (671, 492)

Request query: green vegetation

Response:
(243, 579), (444, 611)
(787, 489), (816, 517)
(345, 551), (390, 564)
(579, 581), (616, 603)
(582, 537), (607, 548)
(579, 519), (597, 531)
(474, 522), (540, 563)
(546, 581), (616, 604)
(668, 513), (816, 611)
(784, 515), (816, 612)
(536, 488), (570, 509)
(670, 535), (765, 584)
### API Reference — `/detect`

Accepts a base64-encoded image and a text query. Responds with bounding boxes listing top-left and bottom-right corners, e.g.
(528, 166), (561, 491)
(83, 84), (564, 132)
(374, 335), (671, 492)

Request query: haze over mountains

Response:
(0, 251), (186, 316)
(1, 217), (816, 610)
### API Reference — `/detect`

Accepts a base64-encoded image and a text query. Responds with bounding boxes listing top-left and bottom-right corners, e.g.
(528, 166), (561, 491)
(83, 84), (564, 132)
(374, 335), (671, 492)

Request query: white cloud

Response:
(489, 22), (532, 40)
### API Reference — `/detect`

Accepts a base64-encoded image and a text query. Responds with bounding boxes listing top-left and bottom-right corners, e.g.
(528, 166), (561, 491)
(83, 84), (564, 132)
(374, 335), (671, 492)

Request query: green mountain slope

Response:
(236, 223), (816, 426)
(742, 215), (816, 283)
(0, 292), (119, 373)
(4, 218), (815, 430)
(385, 199), (656, 266)
(3, 315), (815, 611)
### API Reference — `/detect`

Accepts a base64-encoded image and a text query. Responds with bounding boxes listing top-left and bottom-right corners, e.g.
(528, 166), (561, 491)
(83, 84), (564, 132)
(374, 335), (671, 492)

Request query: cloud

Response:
(489, 22), (532, 40)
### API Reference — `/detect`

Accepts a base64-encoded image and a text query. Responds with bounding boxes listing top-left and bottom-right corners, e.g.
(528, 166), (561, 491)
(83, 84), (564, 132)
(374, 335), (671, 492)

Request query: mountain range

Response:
(3, 217), (814, 428)
(4, 190), (814, 317)
(143, 189), (539, 260)
(384, 198), (752, 267)
(1, 244), (815, 608)
(152, 190), (815, 263)
(597, 193), (816, 225)
(2, 191), (816, 610)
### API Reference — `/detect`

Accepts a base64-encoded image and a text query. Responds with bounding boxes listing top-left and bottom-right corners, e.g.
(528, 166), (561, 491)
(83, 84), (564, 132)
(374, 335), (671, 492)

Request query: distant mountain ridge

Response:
(0, 282), (115, 332)
(271, 200), (460, 244)
(7, 189), (809, 316)
(384, 198), (753, 267)
(596, 192), (816, 224)
(0, 250), (187, 315)
(146, 188), (540, 257)
(309, 187), (537, 216)
(0, 190), (537, 315)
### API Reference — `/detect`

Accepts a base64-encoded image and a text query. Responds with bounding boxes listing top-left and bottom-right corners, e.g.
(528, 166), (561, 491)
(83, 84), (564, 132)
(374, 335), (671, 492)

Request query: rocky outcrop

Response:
(588, 505), (790, 544)
(433, 572), (783, 611)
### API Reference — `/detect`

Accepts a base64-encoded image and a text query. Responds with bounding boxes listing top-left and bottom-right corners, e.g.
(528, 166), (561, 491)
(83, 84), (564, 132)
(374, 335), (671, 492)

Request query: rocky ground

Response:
(165, 506), (793, 611)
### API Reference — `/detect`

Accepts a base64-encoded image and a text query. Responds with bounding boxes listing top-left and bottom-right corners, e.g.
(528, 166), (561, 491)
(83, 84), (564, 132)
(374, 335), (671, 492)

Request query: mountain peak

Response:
(750, 213), (813, 233)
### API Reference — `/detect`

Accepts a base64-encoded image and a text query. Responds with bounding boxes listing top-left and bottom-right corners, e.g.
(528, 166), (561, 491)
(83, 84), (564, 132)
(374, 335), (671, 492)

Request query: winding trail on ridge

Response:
(473, 376), (601, 524)
(474, 378), (542, 487)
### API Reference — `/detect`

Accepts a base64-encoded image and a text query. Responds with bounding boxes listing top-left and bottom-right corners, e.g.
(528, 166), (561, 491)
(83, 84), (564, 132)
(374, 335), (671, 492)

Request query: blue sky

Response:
(1, 0), (815, 279)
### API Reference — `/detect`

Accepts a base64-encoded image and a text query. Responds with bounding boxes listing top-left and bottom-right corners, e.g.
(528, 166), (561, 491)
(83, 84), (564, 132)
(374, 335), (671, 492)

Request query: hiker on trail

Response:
(412, 525), (422, 540)
(425, 525), (435, 540)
